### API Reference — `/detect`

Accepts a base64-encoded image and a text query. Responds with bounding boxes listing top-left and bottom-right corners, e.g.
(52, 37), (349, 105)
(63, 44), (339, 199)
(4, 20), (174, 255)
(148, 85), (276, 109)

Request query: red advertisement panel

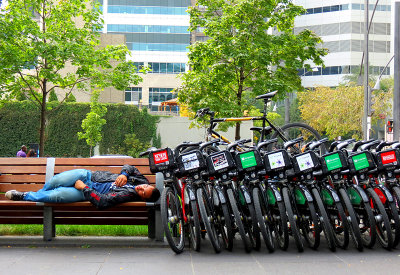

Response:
(153, 150), (169, 164)
(381, 151), (397, 165)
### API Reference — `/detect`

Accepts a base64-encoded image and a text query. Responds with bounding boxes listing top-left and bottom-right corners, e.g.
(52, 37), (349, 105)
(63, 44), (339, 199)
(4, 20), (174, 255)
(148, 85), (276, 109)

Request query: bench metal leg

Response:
(154, 172), (164, 241)
(43, 206), (55, 241)
(148, 208), (155, 239)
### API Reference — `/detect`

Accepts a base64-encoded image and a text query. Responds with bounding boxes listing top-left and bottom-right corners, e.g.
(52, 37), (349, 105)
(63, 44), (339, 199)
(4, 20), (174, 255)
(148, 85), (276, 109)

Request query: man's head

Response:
(134, 184), (160, 202)
(21, 145), (27, 152)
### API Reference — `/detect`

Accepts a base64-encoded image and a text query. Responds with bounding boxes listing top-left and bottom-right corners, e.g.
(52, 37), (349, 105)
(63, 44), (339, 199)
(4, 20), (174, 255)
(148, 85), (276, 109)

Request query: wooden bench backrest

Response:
(0, 157), (154, 198)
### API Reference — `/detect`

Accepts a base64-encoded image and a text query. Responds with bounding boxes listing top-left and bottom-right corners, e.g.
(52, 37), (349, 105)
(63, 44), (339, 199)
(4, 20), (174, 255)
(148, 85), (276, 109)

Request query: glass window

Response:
(125, 91), (131, 101)
(322, 67), (330, 75)
(323, 6), (330, 13)
(341, 4), (349, 10)
(331, 5), (339, 12)
(306, 8), (313, 14)
(330, 66), (339, 75)
(160, 63), (167, 73)
(352, 4), (361, 10)
(313, 7), (322, 13)
(167, 63), (174, 73)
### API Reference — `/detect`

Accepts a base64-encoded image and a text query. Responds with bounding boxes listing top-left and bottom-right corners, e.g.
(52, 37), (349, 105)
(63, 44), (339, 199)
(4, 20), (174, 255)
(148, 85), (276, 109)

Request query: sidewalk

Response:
(1, 237), (400, 275)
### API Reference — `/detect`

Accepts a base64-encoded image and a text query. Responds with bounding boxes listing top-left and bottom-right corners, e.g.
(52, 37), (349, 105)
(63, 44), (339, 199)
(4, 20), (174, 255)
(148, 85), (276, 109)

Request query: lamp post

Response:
(363, 0), (370, 140)
(394, 2), (400, 141)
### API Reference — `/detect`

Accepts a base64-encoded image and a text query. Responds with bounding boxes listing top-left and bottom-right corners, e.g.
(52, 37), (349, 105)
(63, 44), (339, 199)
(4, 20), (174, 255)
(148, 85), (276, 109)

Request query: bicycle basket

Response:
(321, 151), (348, 175)
(176, 150), (206, 175)
(375, 149), (400, 171)
(292, 151), (321, 175)
(263, 149), (292, 173)
(206, 150), (236, 175)
(234, 149), (263, 173)
(148, 148), (175, 173)
(347, 151), (376, 174)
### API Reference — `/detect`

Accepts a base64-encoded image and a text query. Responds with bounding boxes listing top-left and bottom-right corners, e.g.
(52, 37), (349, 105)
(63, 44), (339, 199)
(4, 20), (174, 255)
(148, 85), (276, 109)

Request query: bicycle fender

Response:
(186, 185), (197, 201)
(352, 185), (369, 203)
(376, 185), (393, 202)
(214, 185), (226, 204)
(324, 185), (341, 203)
(269, 184), (282, 202)
(297, 184), (313, 202)
(240, 185), (252, 204)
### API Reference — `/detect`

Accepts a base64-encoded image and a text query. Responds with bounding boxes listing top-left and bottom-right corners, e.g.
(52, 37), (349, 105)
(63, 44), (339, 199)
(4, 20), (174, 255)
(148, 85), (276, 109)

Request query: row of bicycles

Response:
(140, 92), (400, 254)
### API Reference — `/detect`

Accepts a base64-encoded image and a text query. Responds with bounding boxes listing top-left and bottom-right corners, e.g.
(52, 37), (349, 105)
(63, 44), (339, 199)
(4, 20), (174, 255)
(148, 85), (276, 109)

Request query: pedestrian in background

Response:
(16, 145), (27, 157)
(27, 149), (37, 158)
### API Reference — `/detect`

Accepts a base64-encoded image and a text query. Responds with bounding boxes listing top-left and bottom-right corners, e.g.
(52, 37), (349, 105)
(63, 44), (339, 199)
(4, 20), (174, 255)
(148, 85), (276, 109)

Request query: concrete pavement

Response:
(1, 236), (400, 275)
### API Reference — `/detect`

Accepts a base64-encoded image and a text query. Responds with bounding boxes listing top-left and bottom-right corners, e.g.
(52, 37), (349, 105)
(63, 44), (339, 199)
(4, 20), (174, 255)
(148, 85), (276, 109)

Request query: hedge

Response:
(0, 101), (159, 157)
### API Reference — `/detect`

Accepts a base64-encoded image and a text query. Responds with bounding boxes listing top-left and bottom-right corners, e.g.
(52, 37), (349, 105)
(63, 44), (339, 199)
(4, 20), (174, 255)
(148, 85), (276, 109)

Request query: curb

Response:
(0, 236), (169, 248)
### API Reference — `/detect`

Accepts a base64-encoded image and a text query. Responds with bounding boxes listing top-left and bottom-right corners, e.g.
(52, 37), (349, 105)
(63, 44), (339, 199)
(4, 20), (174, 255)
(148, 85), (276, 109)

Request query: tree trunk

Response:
(235, 69), (244, 140)
(39, 81), (47, 156)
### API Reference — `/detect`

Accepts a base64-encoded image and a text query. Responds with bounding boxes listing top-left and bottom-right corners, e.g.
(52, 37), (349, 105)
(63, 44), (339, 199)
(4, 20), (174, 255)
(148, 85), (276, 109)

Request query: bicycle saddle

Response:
(255, 91), (278, 100)
(250, 126), (272, 136)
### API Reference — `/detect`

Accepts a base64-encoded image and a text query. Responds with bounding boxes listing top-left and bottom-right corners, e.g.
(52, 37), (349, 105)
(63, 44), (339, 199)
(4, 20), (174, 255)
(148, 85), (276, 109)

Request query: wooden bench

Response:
(0, 157), (164, 242)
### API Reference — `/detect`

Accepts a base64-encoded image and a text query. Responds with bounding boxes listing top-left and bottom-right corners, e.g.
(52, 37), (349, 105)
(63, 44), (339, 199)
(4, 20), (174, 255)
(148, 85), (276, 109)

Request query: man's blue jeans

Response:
(24, 169), (93, 203)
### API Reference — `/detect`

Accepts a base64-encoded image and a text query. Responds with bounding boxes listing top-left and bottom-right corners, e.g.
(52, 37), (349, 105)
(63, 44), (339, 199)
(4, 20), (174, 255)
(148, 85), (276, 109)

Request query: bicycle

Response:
(195, 90), (325, 154)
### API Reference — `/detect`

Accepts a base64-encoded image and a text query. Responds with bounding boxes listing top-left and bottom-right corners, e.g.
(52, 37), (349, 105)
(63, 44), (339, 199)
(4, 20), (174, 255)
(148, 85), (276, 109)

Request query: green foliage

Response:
(0, 101), (159, 157)
(0, 0), (143, 155)
(180, 0), (327, 137)
(49, 90), (59, 102)
(78, 90), (107, 155)
(65, 93), (77, 102)
(111, 133), (150, 158)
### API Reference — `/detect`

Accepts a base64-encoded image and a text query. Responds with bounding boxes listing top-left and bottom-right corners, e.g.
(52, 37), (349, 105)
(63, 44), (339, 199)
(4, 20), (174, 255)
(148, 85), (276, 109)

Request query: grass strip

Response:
(0, 224), (148, 236)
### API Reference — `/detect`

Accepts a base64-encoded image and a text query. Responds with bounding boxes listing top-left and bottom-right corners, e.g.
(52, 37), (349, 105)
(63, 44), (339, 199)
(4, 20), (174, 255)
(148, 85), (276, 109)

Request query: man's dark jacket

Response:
(83, 165), (149, 210)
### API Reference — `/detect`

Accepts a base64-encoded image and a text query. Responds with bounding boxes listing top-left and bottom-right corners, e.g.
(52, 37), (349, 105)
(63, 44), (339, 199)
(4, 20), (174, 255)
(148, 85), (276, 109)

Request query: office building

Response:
(294, 0), (392, 87)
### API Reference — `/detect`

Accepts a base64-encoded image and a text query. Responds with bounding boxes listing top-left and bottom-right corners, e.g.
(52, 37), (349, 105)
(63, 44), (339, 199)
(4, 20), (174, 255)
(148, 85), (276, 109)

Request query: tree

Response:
(78, 89), (106, 156)
(179, 0), (327, 139)
(298, 85), (392, 140)
(0, 0), (142, 155)
(48, 90), (58, 102)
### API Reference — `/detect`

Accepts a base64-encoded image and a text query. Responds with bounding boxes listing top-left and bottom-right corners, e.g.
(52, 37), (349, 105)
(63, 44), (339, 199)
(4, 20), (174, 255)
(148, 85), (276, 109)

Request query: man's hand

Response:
(75, 180), (87, 190)
(114, 174), (128, 187)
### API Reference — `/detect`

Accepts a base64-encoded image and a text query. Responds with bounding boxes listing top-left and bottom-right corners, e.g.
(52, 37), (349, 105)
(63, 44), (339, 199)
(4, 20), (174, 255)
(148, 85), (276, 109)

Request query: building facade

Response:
(293, 0), (392, 87)
(98, 0), (191, 113)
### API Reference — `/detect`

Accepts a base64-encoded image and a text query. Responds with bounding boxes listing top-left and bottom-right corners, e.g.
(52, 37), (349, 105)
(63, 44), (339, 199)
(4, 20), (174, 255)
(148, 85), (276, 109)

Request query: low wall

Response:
(157, 116), (253, 148)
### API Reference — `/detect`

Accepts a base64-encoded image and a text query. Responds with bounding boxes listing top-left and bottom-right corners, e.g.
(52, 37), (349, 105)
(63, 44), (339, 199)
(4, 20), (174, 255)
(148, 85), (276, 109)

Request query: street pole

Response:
(363, 0), (370, 140)
(394, 2), (400, 141)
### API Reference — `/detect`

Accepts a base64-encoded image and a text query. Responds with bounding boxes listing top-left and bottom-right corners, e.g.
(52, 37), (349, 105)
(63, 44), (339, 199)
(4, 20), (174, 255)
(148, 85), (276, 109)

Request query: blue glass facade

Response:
(305, 3), (391, 15)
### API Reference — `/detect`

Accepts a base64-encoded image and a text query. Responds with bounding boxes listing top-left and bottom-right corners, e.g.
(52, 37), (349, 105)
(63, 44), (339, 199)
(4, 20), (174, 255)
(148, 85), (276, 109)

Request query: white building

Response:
(294, 0), (393, 87)
(100, 0), (191, 113)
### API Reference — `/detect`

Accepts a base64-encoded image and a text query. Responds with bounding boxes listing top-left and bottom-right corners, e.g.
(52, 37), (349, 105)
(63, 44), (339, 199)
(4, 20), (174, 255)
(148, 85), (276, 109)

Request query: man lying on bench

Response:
(6, 165), (160, 210)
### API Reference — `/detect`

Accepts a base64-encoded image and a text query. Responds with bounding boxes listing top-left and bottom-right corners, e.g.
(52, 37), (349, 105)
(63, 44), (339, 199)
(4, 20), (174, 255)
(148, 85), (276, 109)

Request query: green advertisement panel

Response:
(267, 189), (276, 205)
(321, 189), (334, 205)
(294, 188), (306, 205)
(352, 153), (369, 171)
(240, 151), (257, 169)
(324, 153), (342, 171)
(347, 188), (362, 205)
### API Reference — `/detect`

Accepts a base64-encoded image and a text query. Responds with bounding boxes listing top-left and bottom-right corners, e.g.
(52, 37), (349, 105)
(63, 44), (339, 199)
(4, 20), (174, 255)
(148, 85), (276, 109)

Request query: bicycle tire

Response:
(275, 200), (290, 250)
(270, 122), (326, 154)
(184, 186), (201, 251)
(299, 197), (320, 250)
(197, 188), (221, 253)
(366, 188), (393, 249)
(321, 187), (349, 249)
(390, 186), (400, 248)
(350, 187), (377, 248)
(339, 188), (363, 251)
(282, 187), (304, 252)
(387, 200), (400, 248)
(227, 188), (252, 253)
(244, 193), (261, 251)
(253, 187), (275, 252)
(220, 202), (234, 251)
(161, 187), (185, 254)
(312, 188), (336, 252)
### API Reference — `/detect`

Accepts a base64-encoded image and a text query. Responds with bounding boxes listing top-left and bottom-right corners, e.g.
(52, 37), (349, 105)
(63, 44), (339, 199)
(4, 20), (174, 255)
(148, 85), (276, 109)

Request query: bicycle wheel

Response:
(366, 188), (393, 249)
(253, 187), (275, 252)
(184, 186), (201, 251)
(161, 186), (185, 254)
(197, 188), (221, 253)
(239, 188), (261, 251)
(390, 186), (400, 248)
(298, 198), (320, 250)
(212, 186), (234, 251)
(270, 122), (325, 154)
(348, 187), (377, 248)
(321, 187), (350, 249)
(339, 188), (363, 251)
(227, 188), (252, 253)
(387, 200), (400, 248)
(282, 187), (304, 252)
(274, 200), (290, 250)
(312, 188), (336, 251)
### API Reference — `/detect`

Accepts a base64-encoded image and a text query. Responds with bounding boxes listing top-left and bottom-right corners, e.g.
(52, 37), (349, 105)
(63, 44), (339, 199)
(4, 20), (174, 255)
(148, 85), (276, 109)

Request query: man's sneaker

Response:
(5, 190), (27, 201)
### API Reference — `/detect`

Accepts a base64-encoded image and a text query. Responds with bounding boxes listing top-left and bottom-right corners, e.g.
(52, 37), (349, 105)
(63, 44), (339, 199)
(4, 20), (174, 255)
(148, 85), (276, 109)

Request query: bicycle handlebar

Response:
(174, 141), (202, 156)
(139, 147), (158, 157)
(226, 138), (252, 151)
(283, 137), (304, 150)
(376, 140), (398, 152)
(199, 139), (221, 151)
(308, 137), (329, 152)
(352, 139), (375, 152)
(360, 140), (380, 151)
(336, 138), (356, 151)
(257, 138), (278, 151)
